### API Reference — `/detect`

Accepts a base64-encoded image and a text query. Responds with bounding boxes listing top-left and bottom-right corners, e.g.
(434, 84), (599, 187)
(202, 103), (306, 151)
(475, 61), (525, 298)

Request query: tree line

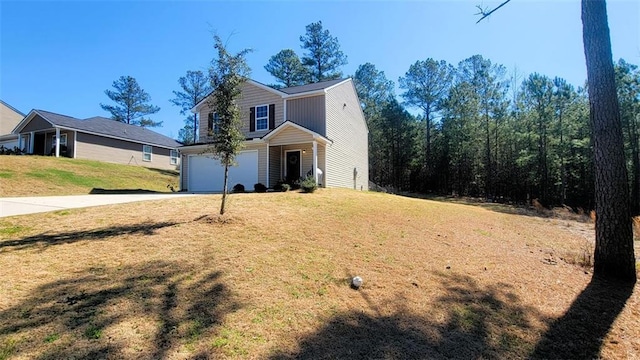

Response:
(355, 57), (639, 214)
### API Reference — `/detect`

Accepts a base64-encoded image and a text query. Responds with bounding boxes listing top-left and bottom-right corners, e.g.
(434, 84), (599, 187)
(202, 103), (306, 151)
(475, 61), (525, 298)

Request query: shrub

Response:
(232, 184), (245, 193)
(0, 146), (25, 155)
(274, 180), (290, 192)
(290, 179), (301, 190)
(254, 183), (267, 193)
(300, 176), (317, 193)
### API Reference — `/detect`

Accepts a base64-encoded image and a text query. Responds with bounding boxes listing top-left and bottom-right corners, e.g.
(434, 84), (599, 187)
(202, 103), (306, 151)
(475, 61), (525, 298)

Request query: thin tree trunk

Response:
(220, 161), (230, 215)
(582, 0), (636, 281)
(628, 117), (640, 215)
(193, 113), (198, 144)
(559, 110), (567, 203)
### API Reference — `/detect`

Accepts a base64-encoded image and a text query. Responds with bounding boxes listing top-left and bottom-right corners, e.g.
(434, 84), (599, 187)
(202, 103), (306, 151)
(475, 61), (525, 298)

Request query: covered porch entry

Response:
(19, 128), (75, 157)
(264, 121), (331, 188)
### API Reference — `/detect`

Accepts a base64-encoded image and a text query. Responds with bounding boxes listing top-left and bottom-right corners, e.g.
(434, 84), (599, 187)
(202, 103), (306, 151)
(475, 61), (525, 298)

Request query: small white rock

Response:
(352, 276), (363, 288)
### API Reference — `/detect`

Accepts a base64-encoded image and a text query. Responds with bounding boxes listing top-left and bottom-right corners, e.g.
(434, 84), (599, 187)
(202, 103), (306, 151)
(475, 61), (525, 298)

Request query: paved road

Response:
(0, 193), (200, 218)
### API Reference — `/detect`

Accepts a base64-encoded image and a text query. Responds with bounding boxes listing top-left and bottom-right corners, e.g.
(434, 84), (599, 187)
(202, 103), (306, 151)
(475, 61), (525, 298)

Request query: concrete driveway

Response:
(0, 193), (201, 218)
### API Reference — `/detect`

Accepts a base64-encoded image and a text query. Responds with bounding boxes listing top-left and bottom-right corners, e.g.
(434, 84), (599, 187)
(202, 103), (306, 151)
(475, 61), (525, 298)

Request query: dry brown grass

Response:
(0, 156), (178, 196)
(0, 189), (638, 359)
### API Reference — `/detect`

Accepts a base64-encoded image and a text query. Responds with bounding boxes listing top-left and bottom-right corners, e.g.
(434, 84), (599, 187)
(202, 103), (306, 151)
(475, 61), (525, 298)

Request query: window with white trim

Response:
(208, 112), (220, 134)
(255, 105), (268, 131)
(53, 133), (67, 146)
(143, 145), (152, 162)
(170, 150), (178, 165)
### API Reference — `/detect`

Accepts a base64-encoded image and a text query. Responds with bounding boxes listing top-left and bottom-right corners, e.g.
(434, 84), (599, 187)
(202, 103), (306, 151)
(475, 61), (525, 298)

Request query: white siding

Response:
(324, 80), (369, 190)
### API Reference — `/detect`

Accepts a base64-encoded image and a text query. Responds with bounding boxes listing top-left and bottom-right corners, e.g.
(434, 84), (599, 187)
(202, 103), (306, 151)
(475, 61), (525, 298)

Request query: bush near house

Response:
(232, 184), (245, 193)
(300, 176), (317, 193)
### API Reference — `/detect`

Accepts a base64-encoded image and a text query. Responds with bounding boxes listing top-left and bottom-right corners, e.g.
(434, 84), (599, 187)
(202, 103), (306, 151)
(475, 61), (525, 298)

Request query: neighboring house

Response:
(179, 78), (368, 192)
(13, 109), (181, 170)
(0, 100), (26, 149)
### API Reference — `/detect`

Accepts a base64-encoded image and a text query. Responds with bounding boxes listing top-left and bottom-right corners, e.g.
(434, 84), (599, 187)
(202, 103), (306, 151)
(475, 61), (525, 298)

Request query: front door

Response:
(33, 133), (45, 155)
(286, 150), (301, 183)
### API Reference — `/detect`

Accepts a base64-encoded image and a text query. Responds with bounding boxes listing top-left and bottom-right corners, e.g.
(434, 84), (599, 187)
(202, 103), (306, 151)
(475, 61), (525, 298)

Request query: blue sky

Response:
(1, 0), (638, 139)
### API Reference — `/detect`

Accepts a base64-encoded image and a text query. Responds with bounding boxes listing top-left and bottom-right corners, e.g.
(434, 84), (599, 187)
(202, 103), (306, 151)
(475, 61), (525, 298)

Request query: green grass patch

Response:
(0, 338), (17, 360)
(1, 156), (178, 196)
(44, 333), (60, 343)
(0, 170), (13, 179)
(451, 305), (483, 332)
(26, 169), (105, 188)
(84, 325), (103, 339)
(0, 223), (30, 236)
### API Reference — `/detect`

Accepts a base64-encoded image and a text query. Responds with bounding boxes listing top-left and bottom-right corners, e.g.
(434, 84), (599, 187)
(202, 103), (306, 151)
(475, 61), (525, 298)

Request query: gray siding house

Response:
(13, 110), (181, 170)
(179, 78), (369, 191)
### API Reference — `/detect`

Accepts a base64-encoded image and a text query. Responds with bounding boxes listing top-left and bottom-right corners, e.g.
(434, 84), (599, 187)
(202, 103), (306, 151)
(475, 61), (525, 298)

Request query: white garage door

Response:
(188, 151), (259, 192)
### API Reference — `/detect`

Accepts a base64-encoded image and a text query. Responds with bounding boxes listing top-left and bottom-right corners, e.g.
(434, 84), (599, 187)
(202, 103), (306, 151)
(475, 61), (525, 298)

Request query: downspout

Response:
(178, 149), (183, 192)
(283, 99), (287, 122)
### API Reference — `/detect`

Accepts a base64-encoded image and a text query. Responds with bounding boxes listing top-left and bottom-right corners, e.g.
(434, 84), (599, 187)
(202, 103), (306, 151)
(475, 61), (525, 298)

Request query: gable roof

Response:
(279, 79), (346, 95)
(262, 120), (332, 145)
(17, 109), (180, 149)
(192, 78), (352, 112)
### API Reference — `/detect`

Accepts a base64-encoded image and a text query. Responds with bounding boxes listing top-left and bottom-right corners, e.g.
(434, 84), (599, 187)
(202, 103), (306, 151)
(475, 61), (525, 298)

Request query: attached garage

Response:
(187, 150), (258, 192)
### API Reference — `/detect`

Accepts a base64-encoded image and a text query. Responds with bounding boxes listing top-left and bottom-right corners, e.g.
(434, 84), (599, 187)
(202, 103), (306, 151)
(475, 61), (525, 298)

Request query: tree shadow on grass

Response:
(0, 261), (240, 359)
(271, 272), (545, 359)
(0, 221), (178, 251)
(530, 277), (636, 359)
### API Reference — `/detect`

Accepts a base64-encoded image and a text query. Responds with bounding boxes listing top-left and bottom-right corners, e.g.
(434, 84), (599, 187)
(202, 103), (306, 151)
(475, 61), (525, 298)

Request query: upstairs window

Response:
(207, 112), (220, 134)
(143, 145), (152, 162)
(255, 105), (268, 131)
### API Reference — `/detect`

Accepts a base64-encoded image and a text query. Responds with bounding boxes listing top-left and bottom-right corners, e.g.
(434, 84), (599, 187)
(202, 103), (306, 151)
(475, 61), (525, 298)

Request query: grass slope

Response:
(0, 190), (638, 359)
(0, 156), (179, 196)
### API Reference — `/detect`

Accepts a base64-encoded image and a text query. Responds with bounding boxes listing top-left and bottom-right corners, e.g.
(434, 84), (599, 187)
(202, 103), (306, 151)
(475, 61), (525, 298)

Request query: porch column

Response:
(55, 127), (60, 157)
(266, 142), (270, 188)
(29, 131), (35, 153)
(73, 131), (77, 158)
(18, 135), (23, 151)
(312, 140), (318, 184)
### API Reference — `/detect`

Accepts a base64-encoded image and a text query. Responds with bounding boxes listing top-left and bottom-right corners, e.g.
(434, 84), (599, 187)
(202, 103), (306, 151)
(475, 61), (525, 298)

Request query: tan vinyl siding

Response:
(268, 126), (315, 146)
(198, 82), (284, 141)
(269, 146), (282, 186)
(324, 80), (369, 190)
(0, 103), (24, 135)
(75, 132), (177, 170)
(21, 115), (52, 133)
(286, 96), (326, 135)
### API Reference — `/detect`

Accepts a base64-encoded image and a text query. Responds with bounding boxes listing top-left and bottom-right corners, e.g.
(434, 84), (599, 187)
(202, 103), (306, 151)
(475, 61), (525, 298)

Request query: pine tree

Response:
(100, 76), (161, 127)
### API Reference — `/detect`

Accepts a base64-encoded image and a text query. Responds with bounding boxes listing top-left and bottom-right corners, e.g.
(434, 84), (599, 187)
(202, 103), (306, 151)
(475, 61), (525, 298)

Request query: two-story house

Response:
(178, 78), (369, 192)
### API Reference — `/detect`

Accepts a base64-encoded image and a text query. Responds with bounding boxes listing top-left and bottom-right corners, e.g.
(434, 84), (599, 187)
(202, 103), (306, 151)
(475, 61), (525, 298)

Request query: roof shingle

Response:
(34, 110), (180, 148)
